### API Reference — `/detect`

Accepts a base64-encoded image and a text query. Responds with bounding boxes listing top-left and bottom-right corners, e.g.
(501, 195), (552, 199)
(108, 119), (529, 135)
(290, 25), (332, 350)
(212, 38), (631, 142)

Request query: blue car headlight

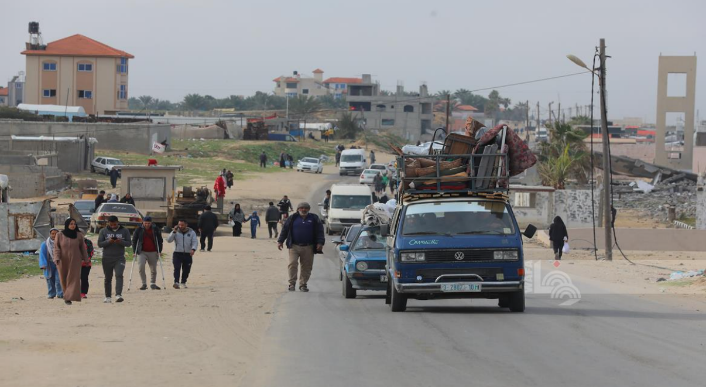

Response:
(355, 261), (368, 271)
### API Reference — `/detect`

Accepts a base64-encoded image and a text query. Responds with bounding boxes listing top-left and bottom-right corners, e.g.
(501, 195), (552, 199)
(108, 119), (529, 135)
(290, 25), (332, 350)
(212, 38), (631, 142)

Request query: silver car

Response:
(91, 157), (124, 175)
(297, 157), (324, 174)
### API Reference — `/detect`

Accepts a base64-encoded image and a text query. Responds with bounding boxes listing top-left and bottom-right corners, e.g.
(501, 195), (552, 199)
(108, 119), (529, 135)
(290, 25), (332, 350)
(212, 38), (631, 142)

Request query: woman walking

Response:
(373, 172), (383, 196)
(229, 203), (246, 237)
(81, 238), (95, 299)
(226, 170), (234, 190)
(548, 216), (568, 260)
(53, 218), (89, 305)
(39, 228), (63, 299)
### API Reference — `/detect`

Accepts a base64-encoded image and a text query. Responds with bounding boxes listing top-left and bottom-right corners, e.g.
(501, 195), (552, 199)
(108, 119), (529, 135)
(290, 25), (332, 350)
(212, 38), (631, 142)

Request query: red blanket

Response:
(474, 124), (536, 177)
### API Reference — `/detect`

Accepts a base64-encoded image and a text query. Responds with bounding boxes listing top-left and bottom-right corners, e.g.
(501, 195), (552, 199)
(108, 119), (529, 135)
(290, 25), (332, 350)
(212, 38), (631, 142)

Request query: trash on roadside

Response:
(668, 270), (704, 281)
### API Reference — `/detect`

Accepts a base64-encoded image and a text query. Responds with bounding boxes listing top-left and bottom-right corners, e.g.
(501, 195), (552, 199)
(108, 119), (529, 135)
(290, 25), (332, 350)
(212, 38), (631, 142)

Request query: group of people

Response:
(227, 195), (293, 240)
(279, 152), (294, 169)
(94, 190), (135, 209)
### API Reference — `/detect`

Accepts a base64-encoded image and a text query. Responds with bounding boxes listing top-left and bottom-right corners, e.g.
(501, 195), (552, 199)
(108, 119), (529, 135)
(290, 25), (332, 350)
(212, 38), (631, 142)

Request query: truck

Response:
(381, 150), (537, 313)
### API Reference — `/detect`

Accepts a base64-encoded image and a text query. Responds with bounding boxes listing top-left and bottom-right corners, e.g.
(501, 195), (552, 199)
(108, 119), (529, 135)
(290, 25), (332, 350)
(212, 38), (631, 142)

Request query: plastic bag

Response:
(562, 242), (570, 254)
(228, 220), (235, 227)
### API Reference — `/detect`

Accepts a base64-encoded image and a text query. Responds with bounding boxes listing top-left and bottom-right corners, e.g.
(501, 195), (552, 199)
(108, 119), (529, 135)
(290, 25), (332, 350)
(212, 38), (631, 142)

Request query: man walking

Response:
(109, 167), (120, 189)
(265, 202), (280, 238)
(259, 152), (268, 168)
(97, 216), (131, 303)
(131, 216), (163, 290)
(120, 192), (135, 206)
(277, 202), (325, 292)
(94, 190), (106, 210)
(167, 220), (198, 289)
(278, 195), (293, 220)
(369, 150), (376, 164)
(335, 150), (341, 167)
(197, 205), (219, 252)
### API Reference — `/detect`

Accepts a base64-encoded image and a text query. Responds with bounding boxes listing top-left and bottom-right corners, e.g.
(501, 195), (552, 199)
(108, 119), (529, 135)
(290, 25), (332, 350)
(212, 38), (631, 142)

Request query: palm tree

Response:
(538, 122), (590, 187)
(336, 112), (361, 139)
(138, 95), (153, 110)
(182, 94), (206, 111)
(288, 95), (321, 118)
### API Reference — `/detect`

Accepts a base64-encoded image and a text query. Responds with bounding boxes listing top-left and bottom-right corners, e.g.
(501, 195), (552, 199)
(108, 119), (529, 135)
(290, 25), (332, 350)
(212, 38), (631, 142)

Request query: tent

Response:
(17, 104), (87, 122)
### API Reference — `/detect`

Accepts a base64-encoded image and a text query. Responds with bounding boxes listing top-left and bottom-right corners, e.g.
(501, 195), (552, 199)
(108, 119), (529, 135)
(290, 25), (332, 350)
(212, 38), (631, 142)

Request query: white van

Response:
(339, 149), (366, 176)
(536, 127), (549, 143)
(326, 184), (373, 234)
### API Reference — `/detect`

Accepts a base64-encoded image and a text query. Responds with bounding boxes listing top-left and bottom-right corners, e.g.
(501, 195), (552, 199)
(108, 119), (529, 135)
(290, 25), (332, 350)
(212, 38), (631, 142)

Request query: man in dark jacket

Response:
(278, 195), (293, 220)
(94, 190), (106, 210)
(109, 167), (120, 189)
(277, 202), (325, 292)
(259, 152), (267, 168)
(265, 202), (280, 239)
(120, 193), (135, 206)
(97, 216), (131, 303)
(197, 205), (219, 252)
(131, 216), (164, 290)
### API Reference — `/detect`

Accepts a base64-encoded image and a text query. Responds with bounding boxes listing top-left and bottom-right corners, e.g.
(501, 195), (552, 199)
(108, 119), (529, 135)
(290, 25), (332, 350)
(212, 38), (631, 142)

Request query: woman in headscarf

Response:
(548, 216), (568, 260)
(38, 228), (63, 299)
(229, 203), (245, 237)
(53, 218), (89, 305)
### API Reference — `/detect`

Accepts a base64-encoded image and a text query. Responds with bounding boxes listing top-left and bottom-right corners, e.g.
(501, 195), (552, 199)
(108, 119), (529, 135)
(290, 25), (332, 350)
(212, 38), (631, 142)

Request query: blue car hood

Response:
(349, 250), (386, 261)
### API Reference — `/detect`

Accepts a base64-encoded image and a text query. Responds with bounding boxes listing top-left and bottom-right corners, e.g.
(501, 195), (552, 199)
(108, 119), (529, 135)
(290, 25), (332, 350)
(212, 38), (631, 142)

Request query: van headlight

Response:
(355, 261), (368, 271)
(494, 250), (518, 260)
(401, 252), (425, 262)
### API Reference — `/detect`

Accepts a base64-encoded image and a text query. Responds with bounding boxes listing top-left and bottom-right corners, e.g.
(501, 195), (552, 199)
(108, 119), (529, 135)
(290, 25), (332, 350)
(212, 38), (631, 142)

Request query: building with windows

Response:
(322, 77), (362, 99)
(0, 87), (8, 106)
(7, 73), (25, 107)
(21, 34), (134, 115)
(347, 74), (434, 142)
(273, 69), (362, 99)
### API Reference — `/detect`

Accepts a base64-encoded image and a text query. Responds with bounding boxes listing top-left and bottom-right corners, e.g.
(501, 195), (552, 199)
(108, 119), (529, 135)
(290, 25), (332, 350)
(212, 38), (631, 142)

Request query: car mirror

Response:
(523, 224), (537, 239)
(380, 224), (390, 237)
(339, 245), (349, 252)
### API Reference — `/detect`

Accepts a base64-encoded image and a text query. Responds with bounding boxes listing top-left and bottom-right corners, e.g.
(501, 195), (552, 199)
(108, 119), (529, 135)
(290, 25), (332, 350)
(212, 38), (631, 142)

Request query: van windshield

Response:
(341, 155), (362, 162)
(331, 195), (371, 210)
(402, 201), (515, 235)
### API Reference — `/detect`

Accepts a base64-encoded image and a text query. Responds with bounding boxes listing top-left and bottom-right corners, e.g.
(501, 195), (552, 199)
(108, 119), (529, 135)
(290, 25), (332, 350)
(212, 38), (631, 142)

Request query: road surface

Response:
(242, 175), (706, 387)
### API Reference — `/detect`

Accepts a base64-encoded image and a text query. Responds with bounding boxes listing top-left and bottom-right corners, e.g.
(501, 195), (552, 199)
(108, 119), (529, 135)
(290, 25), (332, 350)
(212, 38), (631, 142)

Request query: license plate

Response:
(380, 275), (388, 283)
(441, 283), (481, 292)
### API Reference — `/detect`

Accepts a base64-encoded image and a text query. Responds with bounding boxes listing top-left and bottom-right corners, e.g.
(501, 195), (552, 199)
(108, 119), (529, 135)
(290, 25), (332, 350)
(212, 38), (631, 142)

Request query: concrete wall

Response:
(0, 120), (171, 154)
(0, 165), (69, 198)
(7, 138), (94, 173)
(568, 227), (706, 252)
(170, 125), (227, 140)
(608, 143), (655, 163)
(510, 187), (599, 229)
(697, 179), (706, 230)
(0, 201), (45, 252)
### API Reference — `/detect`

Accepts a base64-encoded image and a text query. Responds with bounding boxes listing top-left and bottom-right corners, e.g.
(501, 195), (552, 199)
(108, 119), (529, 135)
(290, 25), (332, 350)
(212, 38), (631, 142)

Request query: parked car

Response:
(369, 164), (387, 172)
(297, 157), (324, 174)
(359, 169), (380, 185)
(89, 203), (143, 233)
(340, 225), (387, 298)
(73, 200), (96, 223)
(333, 224), (363, 280)
(267, 133), (298, 142)
(91, 157), (124, 175)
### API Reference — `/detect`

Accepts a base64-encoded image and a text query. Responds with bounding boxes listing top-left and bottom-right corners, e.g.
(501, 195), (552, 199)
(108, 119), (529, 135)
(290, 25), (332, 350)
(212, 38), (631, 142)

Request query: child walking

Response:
(245, 211), (261, 239)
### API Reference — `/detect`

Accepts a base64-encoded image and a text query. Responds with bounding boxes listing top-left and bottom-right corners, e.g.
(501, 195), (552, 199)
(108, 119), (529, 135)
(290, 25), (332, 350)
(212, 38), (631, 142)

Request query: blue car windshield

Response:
(402, 201), (515, 236)
(352, 228), (385, 250)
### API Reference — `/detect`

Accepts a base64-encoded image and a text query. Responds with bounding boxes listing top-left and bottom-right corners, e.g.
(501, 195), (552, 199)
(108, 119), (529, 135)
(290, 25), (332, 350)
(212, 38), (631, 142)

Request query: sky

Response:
(1, 0), (705, 123)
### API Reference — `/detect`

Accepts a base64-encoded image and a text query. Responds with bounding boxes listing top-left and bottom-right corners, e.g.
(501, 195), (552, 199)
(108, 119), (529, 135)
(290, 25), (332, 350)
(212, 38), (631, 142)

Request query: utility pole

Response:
(598, 38), (612, 261)
(557, 102), (561, 124)
(536, 101), (540, 135)
(445, 94), (451, 134)
(548, 102), (553, 126)
(525, 100), (530, 142)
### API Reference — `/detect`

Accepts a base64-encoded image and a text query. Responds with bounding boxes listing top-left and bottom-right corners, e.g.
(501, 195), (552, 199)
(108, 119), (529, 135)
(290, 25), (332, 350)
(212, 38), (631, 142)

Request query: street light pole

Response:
(598, 38), (612, 261)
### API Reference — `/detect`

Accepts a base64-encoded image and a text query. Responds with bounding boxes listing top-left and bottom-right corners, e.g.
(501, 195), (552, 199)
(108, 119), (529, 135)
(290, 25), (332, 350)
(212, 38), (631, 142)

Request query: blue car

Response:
(334, 224), (363, 281)
(340, 226), (387, 298)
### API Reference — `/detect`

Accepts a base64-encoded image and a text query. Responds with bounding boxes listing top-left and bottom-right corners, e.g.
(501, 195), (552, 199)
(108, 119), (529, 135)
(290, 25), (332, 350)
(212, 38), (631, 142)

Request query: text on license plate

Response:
(380, 275), (388, 283)
(441, 283), (481, 292)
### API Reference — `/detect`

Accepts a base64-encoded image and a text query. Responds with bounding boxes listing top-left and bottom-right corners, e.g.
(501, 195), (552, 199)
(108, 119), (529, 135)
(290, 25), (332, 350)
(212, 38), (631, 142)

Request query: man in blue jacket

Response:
(277, 202), (325, 292)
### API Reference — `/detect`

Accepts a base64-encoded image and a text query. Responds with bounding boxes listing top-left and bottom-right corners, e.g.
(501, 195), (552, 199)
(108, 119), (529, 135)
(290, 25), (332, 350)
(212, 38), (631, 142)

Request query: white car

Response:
(359, 169), (380, 185)
(91, 157), (124, 175)
(369, 164), (387, 173)
(297, 157), (323, 173)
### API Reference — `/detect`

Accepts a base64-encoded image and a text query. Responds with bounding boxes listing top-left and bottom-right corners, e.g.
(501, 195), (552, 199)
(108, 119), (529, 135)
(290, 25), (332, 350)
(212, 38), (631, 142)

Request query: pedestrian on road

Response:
(167, 220), (198, 289)
(245, 211), (261, 239)
(335, 150), (341, 167)
(131, 216), (164, 290)
(81, 237), (94, 299)
(229, 203), (245, 237)
(278, 195), (293, 221)
(259, 152), (268, 168)
(197, 205), (219, 252)
(214, 175), (226, 198)
(287, 154), (294, 169)
(120, 192), (135, 206)
(94, 191), (106, 210)
(226, 170), (234, 189)
(265, 202), (280, 238)
(109, 167), (120, 189)
(97, 216), (131, 303)
(279, 152), (286, 168)
(369, 150), (376, 164)
(277, 202), (325, 292)
(548, 216), (568, 260)
(323, 190), (331, 212)
(108, 193), (119, 203)
(39, 228), (63, 299)
(381, 173), (389, 193)
(373, 172), (383, 195)
(53, 218), (89, 305)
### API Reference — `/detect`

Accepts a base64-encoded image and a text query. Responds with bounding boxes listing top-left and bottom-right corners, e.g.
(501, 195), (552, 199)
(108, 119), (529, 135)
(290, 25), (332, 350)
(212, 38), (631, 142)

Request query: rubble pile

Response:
(615, 177), (696, 222)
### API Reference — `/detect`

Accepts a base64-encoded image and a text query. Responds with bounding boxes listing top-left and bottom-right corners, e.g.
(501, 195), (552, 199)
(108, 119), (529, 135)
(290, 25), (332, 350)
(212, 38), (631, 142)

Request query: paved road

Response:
(242, 176), (706, 387)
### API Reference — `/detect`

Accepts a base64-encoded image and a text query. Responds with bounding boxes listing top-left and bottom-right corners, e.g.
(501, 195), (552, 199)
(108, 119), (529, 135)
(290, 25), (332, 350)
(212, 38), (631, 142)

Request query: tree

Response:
(288, 95), (321, 119)
(336, 112), (362, 139)
(182, 94), (207, 111)
(435, 89), (452, 99)
(484, 90), (511, 120)
(454, 89), (488, 110)
(318, 94), (347, 110)
(569, 115), (591, 125)
(138, 95), (154, 110)
(538, 122), (590, 188)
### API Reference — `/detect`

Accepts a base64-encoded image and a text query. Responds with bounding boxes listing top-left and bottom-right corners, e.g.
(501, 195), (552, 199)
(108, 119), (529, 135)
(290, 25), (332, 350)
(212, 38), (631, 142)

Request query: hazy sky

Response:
(2, 0), (704, 123)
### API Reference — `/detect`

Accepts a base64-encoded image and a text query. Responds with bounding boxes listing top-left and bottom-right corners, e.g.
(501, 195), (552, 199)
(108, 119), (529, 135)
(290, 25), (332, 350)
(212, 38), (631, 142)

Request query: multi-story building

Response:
(273, 69), (363, 99)
(21, 34), (134, 115)
(322, 77), (362, 99)
(347, 74), (434, 142)
(0, 87), (8, 106)
(7, 73), (25, 107)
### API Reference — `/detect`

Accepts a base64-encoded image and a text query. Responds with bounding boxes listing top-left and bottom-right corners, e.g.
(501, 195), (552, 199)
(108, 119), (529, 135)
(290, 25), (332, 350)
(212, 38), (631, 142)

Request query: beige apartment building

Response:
(21, 34), (134, 115)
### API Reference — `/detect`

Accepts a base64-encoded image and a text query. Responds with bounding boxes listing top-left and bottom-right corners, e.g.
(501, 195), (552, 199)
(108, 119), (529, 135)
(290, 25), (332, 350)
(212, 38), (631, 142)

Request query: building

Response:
(0, 87), (7, 106)
(7, 73), (25, 107)
(322, 77), (362, 99)
(21, 32), (134, 115)
(273, 69), (328, 98)
(346, 74), (434, 142)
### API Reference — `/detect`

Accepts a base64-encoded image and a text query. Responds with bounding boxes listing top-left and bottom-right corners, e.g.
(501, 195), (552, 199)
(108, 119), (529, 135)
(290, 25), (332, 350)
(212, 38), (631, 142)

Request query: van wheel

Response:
(385, 280), (391, 304)
(342, 275), (356, 299)
(508, 290), (525, 312)
(390, 282), (407, 312)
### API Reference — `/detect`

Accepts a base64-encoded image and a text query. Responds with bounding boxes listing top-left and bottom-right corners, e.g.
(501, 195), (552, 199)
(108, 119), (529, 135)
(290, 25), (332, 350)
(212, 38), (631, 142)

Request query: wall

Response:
(510, 186), (599, 229)
(697, 180), (706, 230)
(0, 165), (69, 198)
(0, 201), (45, 252)
(170, 125), (226, 140)
(608, 143), (655, 163)
(567, 228), (706, 252)
(0, 120), (171, 154)
(7, 138), (93, 173)
(554, 189), (601, 228)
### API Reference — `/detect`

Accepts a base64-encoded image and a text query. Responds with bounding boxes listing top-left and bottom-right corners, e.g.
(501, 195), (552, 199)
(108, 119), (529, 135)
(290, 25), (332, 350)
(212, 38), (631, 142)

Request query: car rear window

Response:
(99, 204), (136, 213)
(106, 159), (123, 165)
(302, 158), (319, 163)
(74, 202), (95, 211)
(364, 170), (378, 175)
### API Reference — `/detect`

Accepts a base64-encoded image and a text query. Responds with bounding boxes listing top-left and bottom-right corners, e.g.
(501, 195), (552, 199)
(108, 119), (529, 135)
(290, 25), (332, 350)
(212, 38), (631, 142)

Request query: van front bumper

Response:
(394, 281), (523, 294)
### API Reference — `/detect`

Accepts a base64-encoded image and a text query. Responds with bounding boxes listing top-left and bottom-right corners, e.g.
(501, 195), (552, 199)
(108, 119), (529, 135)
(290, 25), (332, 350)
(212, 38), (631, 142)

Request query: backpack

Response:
(84, 238), (95, 258)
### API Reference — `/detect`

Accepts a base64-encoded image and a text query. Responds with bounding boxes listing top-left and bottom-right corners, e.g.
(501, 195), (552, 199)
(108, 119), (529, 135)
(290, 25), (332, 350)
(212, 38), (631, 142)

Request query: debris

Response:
(635, 180), (654, 194)
(668, 270), (704, 281)
(656, 277), (666, 282)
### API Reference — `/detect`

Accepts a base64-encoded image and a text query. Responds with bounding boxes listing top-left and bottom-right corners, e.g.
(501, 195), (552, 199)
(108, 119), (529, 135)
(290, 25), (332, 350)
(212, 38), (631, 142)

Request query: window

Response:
(15, 83), (22, 88)
(376, 104), (386, 112)
(331, 195), (372, 210)
(117, 57), (128, 74)
(382, 119), (395, 126)
(302, 89), (309, 95)
(403, 201), (514, 236)
(339, 83), (346, 89)
(403, 105), (414, 113)
(118, 84), (127, 100)
(286, 92), (297, 98)
(77, 63), (93, 72)
(42, 62), (57, 71)
(42, 89), (57, 98)
(286, 82), (298, 89)
(0, 97), (4, 104)
(514, 192), (536, 208)
(78, 90), (93, 99)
